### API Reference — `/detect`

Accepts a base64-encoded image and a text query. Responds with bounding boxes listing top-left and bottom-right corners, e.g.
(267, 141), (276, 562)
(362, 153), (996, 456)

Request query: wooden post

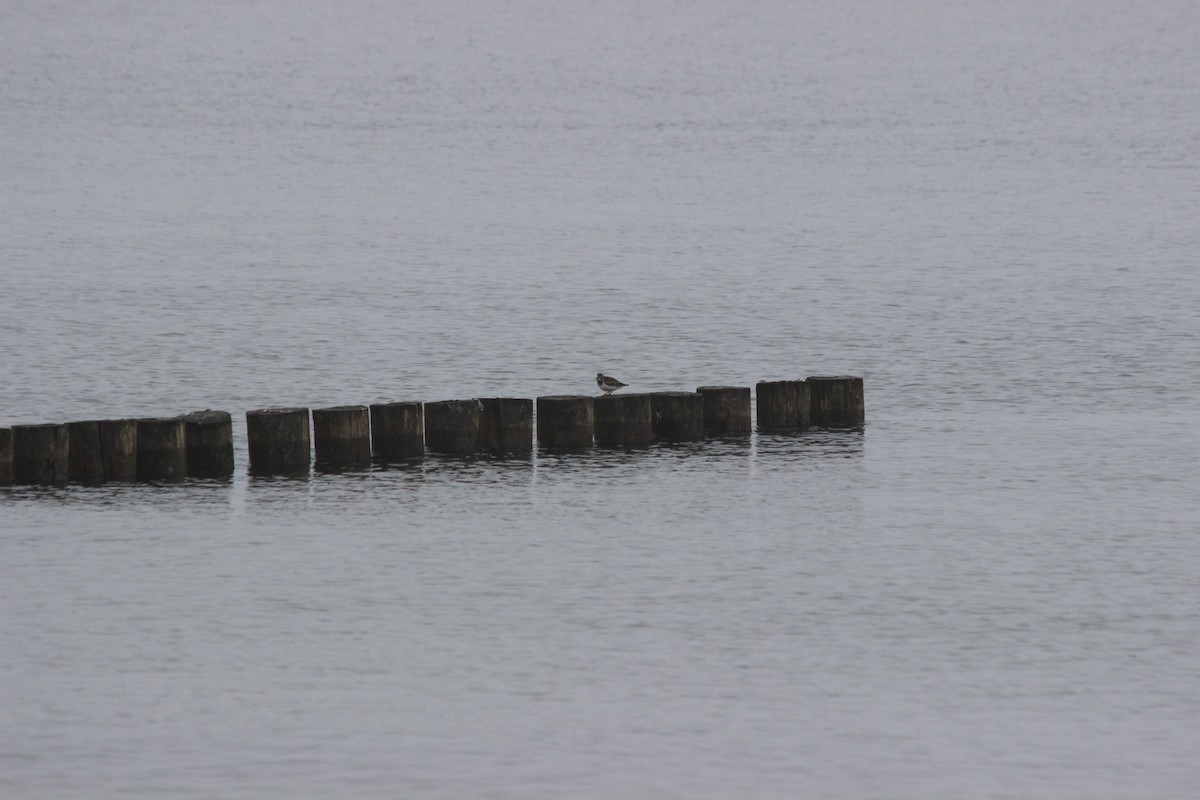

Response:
(478, 399), (501, 451)
(181, 410), (235, 477)
(136, 417), (187, 482)
(650, 392), (705, 441)
(756, 380), (811, 430)
(424, 400), (480, 455)
(503, 399), (534, 452)
(68, 420), (106, 483)
(370, 401), (424, 461)
(246, 408), (311, 475)
(312, 405), (371, 466)
(696, 386), (751, 435)
(477, 398), (534, 452)
(12, 423), (69, 484)
(594, 393), (653, 447)
(0, 427), (13, 485)
(536, 395), (593, 449)
(807, 375), (865, 426)
(98, 419), (138, 481)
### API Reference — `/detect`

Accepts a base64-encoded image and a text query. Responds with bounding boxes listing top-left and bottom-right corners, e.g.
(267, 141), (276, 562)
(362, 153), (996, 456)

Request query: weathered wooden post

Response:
(370, 401), (424, 461)
(136, 417), (187, 482)
(477, 398), (534, 452)
(696, 386), (752, 435)
(246, 407), (311, 475)
(312, 405), (371, 466)
(0, 427), (13, 485)
(478, 399), (501, 451)
(756, 380), (810, 430)
(594, 393), (653, 447)
(807, 375), (865, 426)
(504, 398), (534, 452)
(67, 420), (106, 483)
(181, 410), (235, 477)
(98, 419), (138, 481)
(424, 400), (480, 455)
(650, 392), (705, 441)
(536, 395), (593, 449)
(12, 423), (69, 484)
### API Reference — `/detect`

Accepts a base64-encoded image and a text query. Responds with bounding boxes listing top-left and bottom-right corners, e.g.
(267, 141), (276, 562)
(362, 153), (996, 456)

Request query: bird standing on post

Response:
(596, 373), (628, 395)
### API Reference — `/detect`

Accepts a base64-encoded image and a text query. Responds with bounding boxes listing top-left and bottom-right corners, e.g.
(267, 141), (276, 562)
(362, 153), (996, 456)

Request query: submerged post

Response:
(477, 398), (534, 452)
(312, 405), (372, 466)
(67, 420), (106, 483)
(806, 376), (865, 426)
(12, 423), (69, 484)
(0, 427), (13, 485)
(136, 417), (187, 482)
(756, 380), (810, 430)
(650, 392), (705, 441)
(181, 410), (235, 477)
(98, 419), (138, 481)
(696, 386), (752, 435)
(594, 393), (653, 447)
(370, 401), (424, 461)
(246, 408), (311, 475)
(424, 400), (480, 455)
(536, 395), (593, 449)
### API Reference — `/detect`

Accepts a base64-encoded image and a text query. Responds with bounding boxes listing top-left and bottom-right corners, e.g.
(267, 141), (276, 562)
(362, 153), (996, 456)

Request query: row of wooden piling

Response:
(0, 376), (863, 484)
(0, 411), (235, 485)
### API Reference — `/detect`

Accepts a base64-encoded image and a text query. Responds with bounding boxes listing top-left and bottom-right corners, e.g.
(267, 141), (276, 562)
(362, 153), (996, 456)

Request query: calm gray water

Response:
(3, 1), (1199, 797)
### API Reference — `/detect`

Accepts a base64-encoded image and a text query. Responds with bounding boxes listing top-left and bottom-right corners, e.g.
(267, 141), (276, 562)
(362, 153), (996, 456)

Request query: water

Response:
(3, 1), (1199, 797)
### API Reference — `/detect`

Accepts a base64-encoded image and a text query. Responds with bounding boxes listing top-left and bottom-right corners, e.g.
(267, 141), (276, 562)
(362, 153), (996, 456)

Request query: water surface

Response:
(3, 1), (1199, 797)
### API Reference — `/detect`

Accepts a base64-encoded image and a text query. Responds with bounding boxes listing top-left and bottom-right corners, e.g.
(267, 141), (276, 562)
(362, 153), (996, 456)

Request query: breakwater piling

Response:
(247, 408), (310, 476)
(182, 411), (235, 478)
(67, 420), (107, 483)
(536, 395), (594, 450)
(807, 376), (866, 426)
(313, 405), (371, 467)
(1, 375), (863, 485)
(697, 386), (752, 434)
(594, 393), (653, 447)
(478, 398), (534, 453)
(136, 417), (188, 482)
(650, 392), (706, 442)
(12, 423), (70, 484)
(756, 380), (811, 431)
(0, 427), (13, 484)
(369, 402), (424, 461)
(424, 400), (481, 455)
(100, 419), (139, 481)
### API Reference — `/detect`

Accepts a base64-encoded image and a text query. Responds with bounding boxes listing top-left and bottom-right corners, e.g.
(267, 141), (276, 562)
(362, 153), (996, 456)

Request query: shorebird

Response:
(596, 373), (628, 395)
